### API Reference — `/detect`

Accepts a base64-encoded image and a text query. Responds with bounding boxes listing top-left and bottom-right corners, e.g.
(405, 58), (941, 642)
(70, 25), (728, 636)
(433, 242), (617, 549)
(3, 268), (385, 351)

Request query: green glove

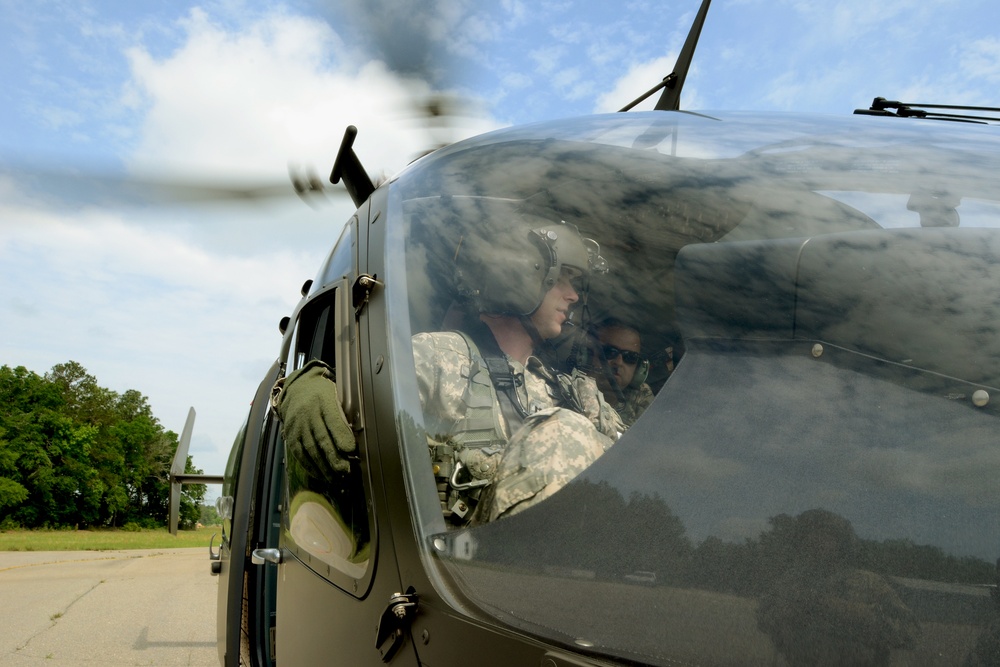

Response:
(271, 359), (356, 482)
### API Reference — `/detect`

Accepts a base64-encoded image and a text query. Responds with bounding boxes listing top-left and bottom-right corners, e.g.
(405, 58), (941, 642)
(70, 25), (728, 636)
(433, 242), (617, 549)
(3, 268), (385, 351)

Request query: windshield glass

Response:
(385, 111), (1000, 666)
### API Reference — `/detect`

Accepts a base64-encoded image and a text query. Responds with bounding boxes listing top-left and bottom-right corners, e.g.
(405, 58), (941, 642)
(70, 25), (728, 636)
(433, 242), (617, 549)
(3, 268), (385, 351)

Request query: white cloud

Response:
(501, 71), (533, 90)
(124, 10), (414, 178)
(960, 37), (1000, 84)
(120, 8), (499, 184)
(594, 55), (676, 113)
(529, 45), (568, 77)
(0, 200), (314, 480)
(500, 0), (528, 28)
(1, 4), (500, 485)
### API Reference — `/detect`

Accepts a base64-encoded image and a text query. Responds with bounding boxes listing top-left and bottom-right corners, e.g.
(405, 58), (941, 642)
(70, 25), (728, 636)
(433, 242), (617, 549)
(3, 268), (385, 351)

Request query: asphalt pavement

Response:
(0, 548), (219, 666)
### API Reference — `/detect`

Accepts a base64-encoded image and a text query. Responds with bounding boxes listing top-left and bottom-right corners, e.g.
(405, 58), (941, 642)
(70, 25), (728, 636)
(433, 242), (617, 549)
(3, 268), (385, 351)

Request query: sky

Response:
(2, 0), (1000, 501)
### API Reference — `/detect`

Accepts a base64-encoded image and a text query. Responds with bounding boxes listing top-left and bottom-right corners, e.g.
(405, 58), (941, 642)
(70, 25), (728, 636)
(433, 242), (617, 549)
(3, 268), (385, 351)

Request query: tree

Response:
(619, 490), (692, 581)
(0, 365), (71, 527)
(179, 457), (207, 529)
(199, 502), (221, 526)
(0, 361), (202, 529)
(0, 424), (29, 514)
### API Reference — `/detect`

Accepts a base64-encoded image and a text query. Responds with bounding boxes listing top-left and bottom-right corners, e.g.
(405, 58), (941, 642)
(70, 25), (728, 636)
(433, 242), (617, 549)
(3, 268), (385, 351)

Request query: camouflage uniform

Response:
(412, 331), (622, 522)
(610, 382), (655, 427)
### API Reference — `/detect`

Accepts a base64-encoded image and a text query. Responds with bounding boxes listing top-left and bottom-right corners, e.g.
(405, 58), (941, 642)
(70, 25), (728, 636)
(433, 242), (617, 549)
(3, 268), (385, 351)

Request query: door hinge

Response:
(375, 587), (418, 663)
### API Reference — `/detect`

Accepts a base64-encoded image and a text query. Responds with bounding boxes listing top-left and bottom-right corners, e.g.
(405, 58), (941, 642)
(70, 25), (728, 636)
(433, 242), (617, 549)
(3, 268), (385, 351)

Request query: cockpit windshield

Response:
(384, 111), (1000, 666)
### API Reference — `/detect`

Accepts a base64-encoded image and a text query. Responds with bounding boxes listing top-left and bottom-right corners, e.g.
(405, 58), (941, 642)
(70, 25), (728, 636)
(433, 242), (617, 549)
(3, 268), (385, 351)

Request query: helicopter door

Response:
(216, 359), (281, 667)
(269, 204), (418, 666)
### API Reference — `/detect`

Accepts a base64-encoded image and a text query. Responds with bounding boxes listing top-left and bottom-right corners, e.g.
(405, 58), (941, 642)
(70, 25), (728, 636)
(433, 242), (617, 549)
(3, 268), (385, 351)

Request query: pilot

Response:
(413, 214), (623, 524)
(588, 317), (655, 427)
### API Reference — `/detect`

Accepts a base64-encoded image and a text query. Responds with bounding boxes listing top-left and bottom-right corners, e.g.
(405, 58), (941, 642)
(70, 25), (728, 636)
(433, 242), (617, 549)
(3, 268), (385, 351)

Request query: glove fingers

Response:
(307, 420), (351, 475)
(317, 391), (357, 456)
(275, 359), (355, 482)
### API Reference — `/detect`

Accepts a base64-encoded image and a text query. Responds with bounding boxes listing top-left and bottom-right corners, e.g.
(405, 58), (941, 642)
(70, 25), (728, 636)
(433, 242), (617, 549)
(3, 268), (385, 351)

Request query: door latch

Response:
(353, 274), (382, 313)
(375, 587), (418, 662)
(250, 548), (282, 565)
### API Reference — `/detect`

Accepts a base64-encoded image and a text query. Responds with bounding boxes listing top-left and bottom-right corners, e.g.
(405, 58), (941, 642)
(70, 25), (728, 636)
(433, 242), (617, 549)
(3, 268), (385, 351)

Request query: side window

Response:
(282, 285), (372, 591)
(218, 418), (247, 547)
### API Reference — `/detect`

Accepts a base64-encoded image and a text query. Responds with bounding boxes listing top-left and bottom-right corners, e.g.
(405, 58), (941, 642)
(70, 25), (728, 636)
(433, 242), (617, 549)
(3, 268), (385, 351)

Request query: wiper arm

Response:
(619, 0), (712, 112)
(855, 97), (1000, 125)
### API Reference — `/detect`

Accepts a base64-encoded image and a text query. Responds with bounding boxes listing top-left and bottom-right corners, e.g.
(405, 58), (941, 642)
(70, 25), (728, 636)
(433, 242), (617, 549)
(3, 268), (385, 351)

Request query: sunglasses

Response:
(600, 345), (642, 365)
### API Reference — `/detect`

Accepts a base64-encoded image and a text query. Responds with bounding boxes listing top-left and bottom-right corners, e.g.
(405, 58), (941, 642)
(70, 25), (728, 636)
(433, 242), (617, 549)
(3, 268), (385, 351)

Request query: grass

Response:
(0, 524), (223, 551)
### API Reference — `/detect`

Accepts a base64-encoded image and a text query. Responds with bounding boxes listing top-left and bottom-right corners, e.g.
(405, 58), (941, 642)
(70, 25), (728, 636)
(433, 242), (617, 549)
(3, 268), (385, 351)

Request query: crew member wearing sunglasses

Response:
(591, 318), (655, 427)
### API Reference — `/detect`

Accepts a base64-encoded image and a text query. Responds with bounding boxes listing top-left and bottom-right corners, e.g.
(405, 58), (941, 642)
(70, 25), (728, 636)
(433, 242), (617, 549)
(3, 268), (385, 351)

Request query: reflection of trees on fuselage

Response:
(752, 510), (921, 667)
(857, 539), (996, 586)
(477, 490), (996, 592)
(476, 478), (692, 582)
(687, 510), (996, 598)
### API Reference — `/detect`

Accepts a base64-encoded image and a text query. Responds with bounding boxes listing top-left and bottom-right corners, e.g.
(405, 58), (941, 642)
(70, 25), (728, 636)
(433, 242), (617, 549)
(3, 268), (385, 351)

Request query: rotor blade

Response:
(288, 163), (349, 207)
(319, 0), (478, 154)
(655, 0), (712, 111)
(328, 0), (459, 86)
(2, 163), (348, 210)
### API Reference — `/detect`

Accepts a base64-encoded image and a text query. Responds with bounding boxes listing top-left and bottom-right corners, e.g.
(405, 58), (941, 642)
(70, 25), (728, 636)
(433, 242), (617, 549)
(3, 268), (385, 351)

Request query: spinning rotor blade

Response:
(332, 0), (458, 86)
(2, 163), (347, 210)
(322, 0), (477, 154)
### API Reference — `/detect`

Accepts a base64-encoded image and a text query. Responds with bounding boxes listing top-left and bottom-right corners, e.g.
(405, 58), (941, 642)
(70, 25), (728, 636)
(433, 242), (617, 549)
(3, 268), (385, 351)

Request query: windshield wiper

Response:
(619, 0), (712, 112)
(855, 97), (1000, 125)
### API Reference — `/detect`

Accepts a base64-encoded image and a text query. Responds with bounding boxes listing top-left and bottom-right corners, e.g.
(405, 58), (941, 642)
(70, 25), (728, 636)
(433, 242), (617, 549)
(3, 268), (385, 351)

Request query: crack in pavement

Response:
(16, 576), (108, 652)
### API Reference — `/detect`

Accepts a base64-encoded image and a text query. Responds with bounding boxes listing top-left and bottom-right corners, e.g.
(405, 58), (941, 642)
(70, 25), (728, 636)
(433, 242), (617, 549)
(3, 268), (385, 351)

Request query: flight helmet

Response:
(455, 213), (608, 317)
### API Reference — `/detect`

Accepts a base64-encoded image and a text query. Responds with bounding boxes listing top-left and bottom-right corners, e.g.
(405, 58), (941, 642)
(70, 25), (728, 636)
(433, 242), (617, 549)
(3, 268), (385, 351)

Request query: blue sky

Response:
(2, 0), (1000, 493)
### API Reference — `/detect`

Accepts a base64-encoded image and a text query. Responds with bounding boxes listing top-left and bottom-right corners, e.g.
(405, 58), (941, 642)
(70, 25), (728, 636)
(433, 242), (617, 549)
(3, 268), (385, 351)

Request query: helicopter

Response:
(124, 0), (1000, 664)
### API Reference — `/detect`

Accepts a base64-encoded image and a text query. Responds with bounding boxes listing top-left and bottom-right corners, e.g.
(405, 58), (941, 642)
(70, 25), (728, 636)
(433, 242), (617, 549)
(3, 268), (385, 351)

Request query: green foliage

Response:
(0, 362), (198, 530)
(179, 457), (207, 530)
(0, 477), (28, 511)
(199, 502), (221, 526)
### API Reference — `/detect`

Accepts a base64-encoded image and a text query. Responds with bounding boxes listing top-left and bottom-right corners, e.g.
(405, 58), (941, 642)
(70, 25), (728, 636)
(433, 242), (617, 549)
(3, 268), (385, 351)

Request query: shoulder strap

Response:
(443, 331), (506, 447)
(461, 322), (530, 430)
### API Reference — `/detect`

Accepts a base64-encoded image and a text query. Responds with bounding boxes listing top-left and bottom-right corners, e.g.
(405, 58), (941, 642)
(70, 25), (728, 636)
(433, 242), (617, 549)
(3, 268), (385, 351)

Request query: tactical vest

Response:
(428, 329), (610, 524)
(429, 331), (510, 524)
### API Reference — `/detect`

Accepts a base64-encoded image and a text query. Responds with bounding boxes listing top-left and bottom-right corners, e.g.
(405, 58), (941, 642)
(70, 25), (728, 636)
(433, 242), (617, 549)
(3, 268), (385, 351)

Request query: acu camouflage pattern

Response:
(485, 407), (614, 521)
(612, 382), (655, 427)
(412, 331), (622, 523)
(413, 332), (506, 521)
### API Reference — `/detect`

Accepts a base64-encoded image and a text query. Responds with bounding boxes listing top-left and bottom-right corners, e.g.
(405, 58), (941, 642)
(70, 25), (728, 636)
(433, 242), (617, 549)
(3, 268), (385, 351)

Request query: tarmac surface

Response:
(0, 548), (219, 666)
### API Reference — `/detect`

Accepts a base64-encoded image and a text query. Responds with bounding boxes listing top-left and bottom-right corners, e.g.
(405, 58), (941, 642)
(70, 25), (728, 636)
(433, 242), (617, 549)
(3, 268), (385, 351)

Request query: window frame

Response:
(280, 275), (376, 596)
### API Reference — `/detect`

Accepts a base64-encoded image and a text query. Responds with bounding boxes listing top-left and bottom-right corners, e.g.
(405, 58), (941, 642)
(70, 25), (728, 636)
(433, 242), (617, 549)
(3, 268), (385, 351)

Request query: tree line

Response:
(0, 361), (205, 530)
(475, 478), (996, 589)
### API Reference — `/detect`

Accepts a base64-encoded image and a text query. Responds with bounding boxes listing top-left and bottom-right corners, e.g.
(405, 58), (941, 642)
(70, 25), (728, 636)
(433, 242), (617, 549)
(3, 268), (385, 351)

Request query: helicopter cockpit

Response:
(369, 110), (1000, 665)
